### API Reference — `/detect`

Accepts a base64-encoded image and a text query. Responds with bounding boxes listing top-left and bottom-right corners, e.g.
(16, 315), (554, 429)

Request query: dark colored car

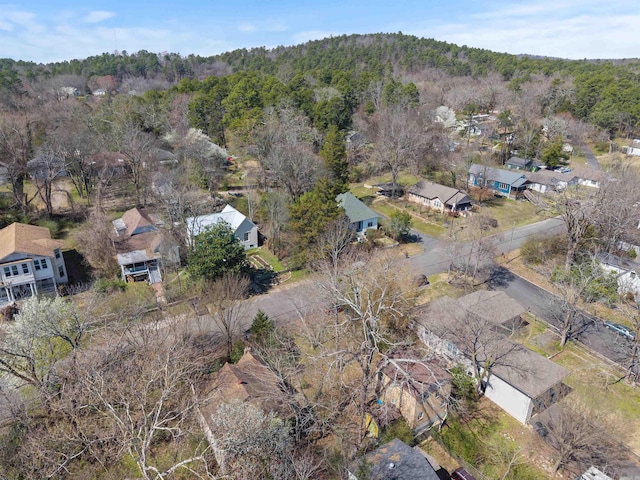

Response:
(534, 421), (549, 438)
(604, 321), (636, 341)
(415, 274), (430, 287)
(451, 467), (477, 480)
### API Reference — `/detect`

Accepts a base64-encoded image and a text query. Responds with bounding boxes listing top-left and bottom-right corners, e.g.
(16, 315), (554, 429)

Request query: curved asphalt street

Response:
(249, 215), (635, 369)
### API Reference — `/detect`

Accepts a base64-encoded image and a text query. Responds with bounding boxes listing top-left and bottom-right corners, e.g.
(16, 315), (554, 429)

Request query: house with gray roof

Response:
(348, 439), (440, 480)
(186, 204), (258, 250)
(412, 291), (569, 424)
(505, 156), (534, 170)
(336, 192), (378, 234)
(468, 164), (528, 199)
(408, 180), (472, 215)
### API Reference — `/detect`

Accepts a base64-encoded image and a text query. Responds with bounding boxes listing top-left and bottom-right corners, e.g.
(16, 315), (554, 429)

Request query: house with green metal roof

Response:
(336, 192), (379, 234)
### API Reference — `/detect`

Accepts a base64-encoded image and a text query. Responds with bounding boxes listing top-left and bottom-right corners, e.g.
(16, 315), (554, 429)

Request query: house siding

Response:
(484, 373), (533, 424)
(381, 374), (451, 431)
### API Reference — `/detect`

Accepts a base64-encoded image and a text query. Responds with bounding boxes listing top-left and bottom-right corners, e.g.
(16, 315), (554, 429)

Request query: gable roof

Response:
(112, 208), (164, 263)
(469, 164), (528, 188)
(414, 293), (569, 398)
(186, 204), (256, 237)
(408, 181), (472, 206)
(0, 223), (64, 261)
(505, 156), (533, 168)
(336, 192), (378, 223)
(455, 290), (526, 326)
(113, 207), (158, 237)
(200, 349), (292, 418)
(382, 355), (451, 401)
(490, 344), (569, 398)
(359, 439), (440, 480)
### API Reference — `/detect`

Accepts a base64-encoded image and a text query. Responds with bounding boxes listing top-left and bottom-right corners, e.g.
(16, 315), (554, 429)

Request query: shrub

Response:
(380, 418), (415, 446)
(520, 234), (566, 265)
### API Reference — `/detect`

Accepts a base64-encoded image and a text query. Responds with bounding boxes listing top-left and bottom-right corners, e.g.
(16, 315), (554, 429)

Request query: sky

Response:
(1, 0), (638, 64)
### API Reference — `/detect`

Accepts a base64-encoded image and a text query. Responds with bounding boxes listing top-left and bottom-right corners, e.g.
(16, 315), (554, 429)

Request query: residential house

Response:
(92, 88), (107, 96)
(577, 466), (614, 480)
(0, 223), (68, 306)
(524, 166), (604, 194)
(373, 182), (404, 198)
(186, 204), (258, 250)
(524, 169), (573, 193)
(336, 192), (379, 234)
(571, 165), (605, 189)
(505, 156), (534, 171)
(597, 252), (640, 298)
(112, 208), (171, 284)
(348, 439), (440, 480)
(468, 164), (528, 198)
(412, 291), (569, 424)
(197, 348), (294, 472)
(379, 354), (452, 433)
(407, 181), (473, 215)
(626, 139), (640, 156)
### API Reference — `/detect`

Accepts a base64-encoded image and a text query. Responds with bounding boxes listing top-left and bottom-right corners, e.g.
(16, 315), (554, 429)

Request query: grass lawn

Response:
(435, 399), (552, 479)
(372, 200), (447, 237)
(553, 345), (640, 454)
(475, 196), (544, 232)
(415, 272), (465, 305)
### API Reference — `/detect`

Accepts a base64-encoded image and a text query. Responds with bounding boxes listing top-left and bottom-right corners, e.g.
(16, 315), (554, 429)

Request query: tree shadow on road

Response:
(486, 266), (515, 288)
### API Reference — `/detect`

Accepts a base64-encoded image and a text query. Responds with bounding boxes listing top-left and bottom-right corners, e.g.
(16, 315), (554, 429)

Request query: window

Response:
(58, 265), (65, 278)
(243, 232), (250, 242)
(34, 260), (41, 271)
(367, 222), (373, 227)
(3, 266), (10, 277)
(11, 265), (18, 276)
(40, 259), (47, 269)
(21, 263), (29, 274)
(54, 249), (61, 259)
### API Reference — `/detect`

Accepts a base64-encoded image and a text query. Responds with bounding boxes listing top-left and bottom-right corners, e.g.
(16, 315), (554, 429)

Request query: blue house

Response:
(468, 164), (528, 199)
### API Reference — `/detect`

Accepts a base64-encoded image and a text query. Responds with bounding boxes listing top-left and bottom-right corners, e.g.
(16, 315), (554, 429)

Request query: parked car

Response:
(534, 421), (549, 437)
(451, 467), (477, 480)
(604, 321), (636, 341)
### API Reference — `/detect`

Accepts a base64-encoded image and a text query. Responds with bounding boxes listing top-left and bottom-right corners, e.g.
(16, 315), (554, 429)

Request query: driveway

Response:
(579, 142), (602, 171)
(489, 268), (634, 366)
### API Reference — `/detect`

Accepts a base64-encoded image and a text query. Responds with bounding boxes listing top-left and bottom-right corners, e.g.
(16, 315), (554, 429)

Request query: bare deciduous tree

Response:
(207, 399), (294, 478)
(545, 401), (623, 476)
(206, 273), (251, 360)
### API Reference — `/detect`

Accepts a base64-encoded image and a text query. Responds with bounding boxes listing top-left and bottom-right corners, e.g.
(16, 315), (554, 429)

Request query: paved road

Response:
(409, 217), (565, 276)
(489, 268), (634, 366)
(579, 142), (602, 171)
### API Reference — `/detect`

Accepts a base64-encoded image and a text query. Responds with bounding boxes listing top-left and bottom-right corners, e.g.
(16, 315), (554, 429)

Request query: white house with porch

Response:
(186, 204), (258, 250)
(0, 223), (68, 306)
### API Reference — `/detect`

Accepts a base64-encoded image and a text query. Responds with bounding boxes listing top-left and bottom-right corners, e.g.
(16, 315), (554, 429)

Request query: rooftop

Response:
(336, 192), (378, 223)
(469, 163), (528, 188)
(356, 439), (440, 480)
(408, 181), (472, 206)
(186, 204), (255, 237)
(0, 222), (64, 261)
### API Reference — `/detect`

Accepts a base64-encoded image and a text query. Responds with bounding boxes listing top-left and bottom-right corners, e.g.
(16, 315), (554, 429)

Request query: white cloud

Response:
(238, 23), (256, 32)
(84, 11), (115, 23)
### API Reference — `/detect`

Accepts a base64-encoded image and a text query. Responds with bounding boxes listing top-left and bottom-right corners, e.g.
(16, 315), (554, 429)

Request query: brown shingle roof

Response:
(455, 290), (525, 326)
(121, 208), (156, 237)
(0, 223), (64, 261)
(200, 349), (292, 418)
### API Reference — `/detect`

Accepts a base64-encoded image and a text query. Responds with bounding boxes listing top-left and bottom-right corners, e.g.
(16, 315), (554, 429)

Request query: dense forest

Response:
(1, 33), (640, 135)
